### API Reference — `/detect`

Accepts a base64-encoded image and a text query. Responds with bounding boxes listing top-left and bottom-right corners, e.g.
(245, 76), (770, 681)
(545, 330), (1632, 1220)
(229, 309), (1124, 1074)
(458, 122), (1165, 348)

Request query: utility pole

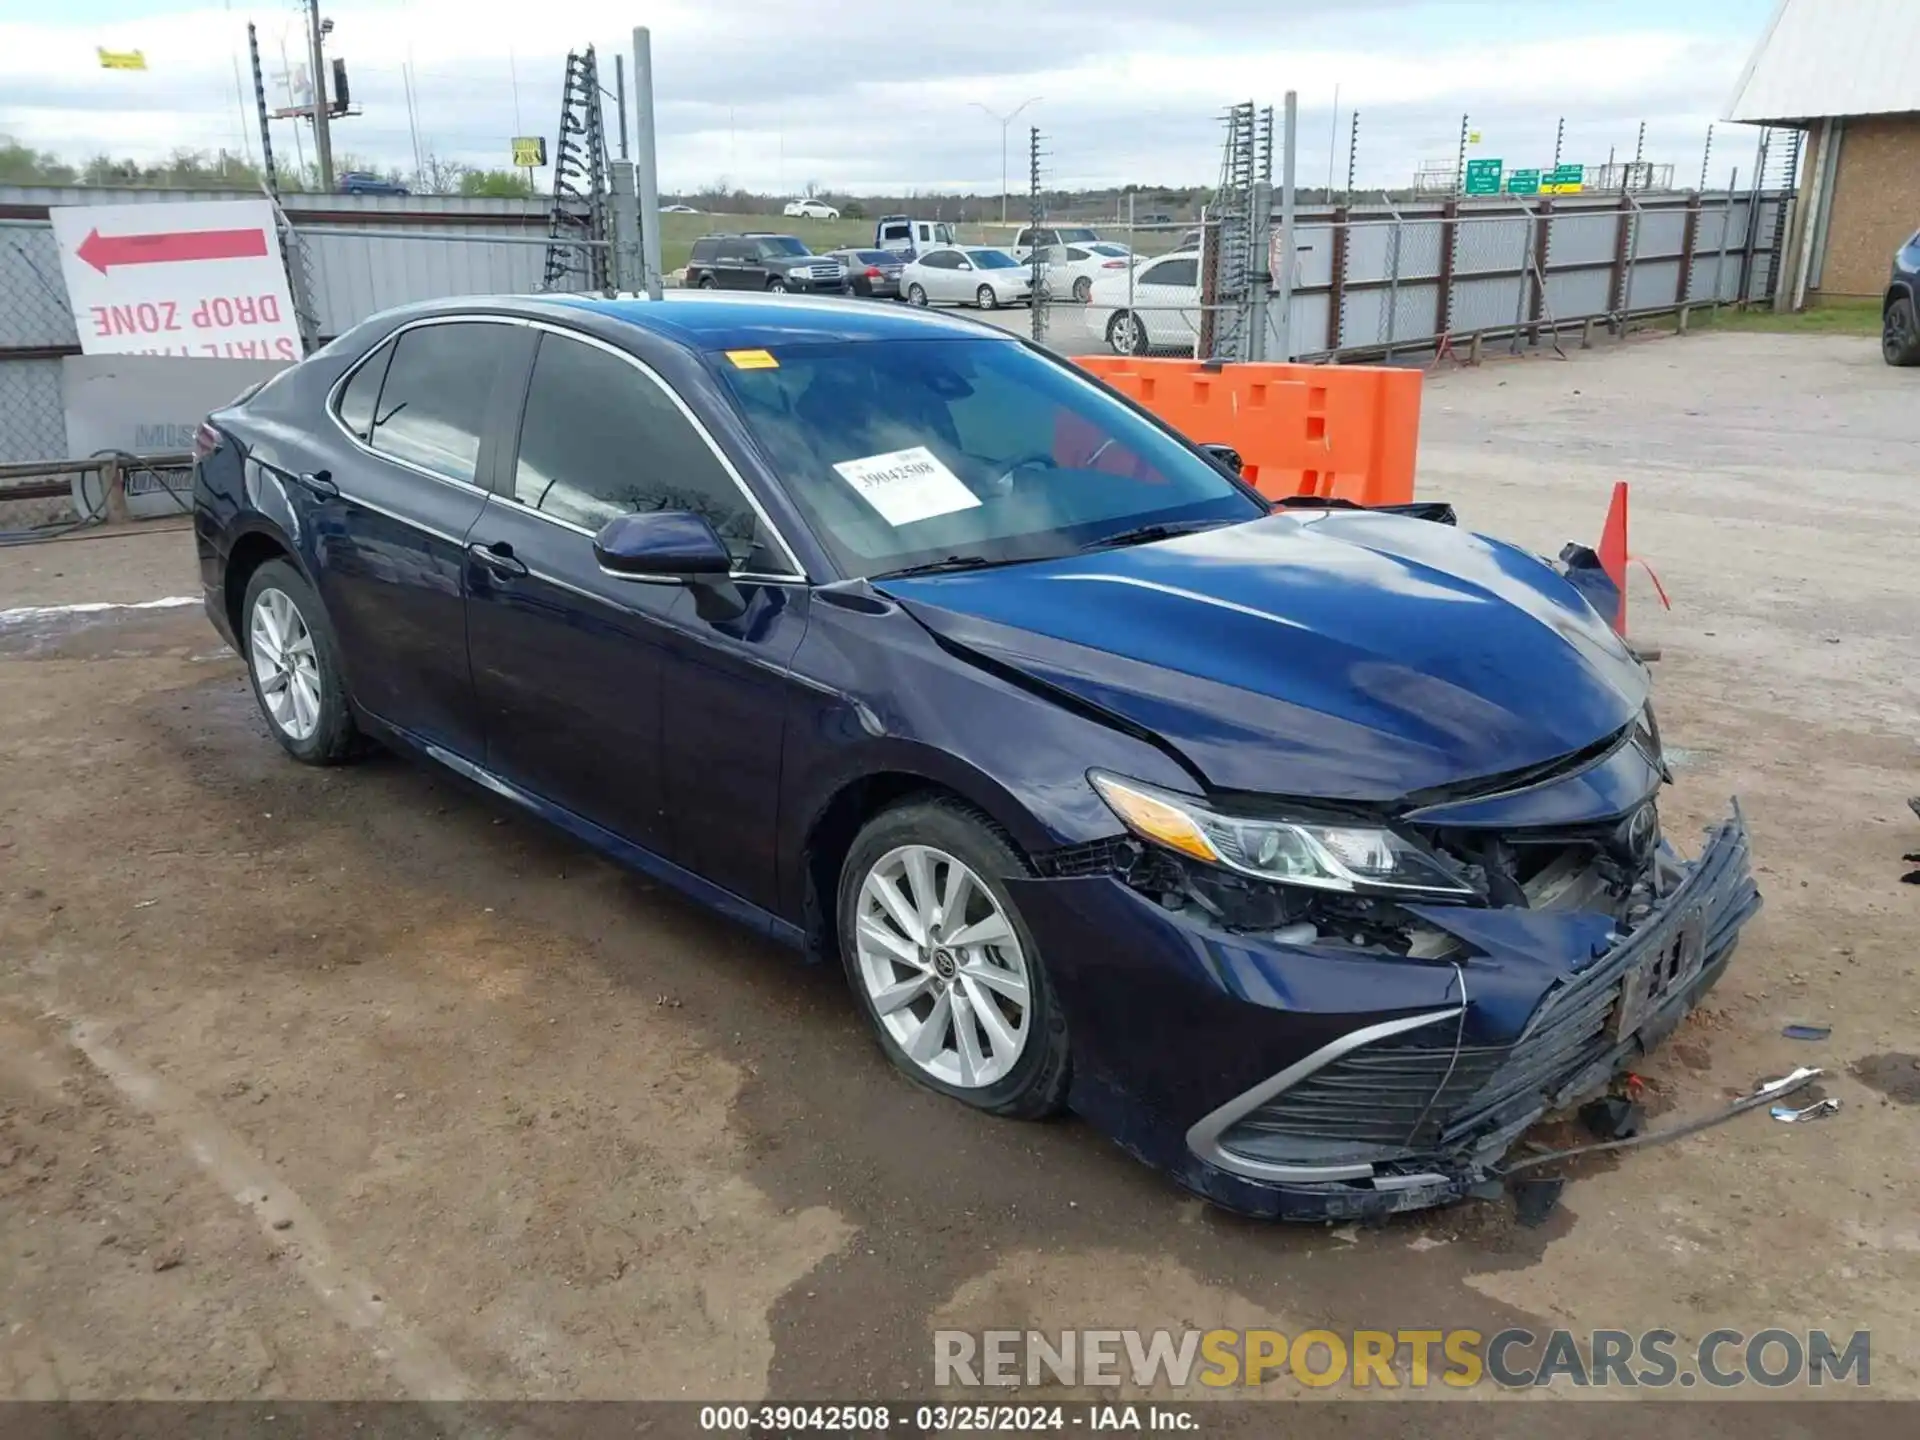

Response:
(972, 98), (1041, 224)
(304, 0), (334, 192)
(632, 27), (663, 299)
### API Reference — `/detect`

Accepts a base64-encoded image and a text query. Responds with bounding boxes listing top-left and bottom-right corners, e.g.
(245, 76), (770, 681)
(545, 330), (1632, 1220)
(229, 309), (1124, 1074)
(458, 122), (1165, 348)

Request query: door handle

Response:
(294, 469), (338, 499)
(467, 540), (528, 578)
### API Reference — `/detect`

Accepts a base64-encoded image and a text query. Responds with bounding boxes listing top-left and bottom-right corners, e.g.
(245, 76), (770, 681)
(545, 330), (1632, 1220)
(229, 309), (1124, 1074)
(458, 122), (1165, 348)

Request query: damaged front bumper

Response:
(1005, 803), (1760, 1220)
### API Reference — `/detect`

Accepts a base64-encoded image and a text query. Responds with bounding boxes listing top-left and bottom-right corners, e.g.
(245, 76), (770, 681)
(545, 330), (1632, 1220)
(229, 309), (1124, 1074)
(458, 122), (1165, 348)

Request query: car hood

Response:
(875, 511), (1649, 803)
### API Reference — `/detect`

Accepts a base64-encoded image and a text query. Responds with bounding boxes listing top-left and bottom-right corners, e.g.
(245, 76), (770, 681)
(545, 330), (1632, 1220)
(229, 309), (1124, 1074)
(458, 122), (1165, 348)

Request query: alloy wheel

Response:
(908, 284), (928, 307)
(249, 587), (322, 742)
(977, 285), (998, 310)
(853, 844), (1032, 1089)
(1884, 299), (1916, 365)
(1073, 276), (1093, 304)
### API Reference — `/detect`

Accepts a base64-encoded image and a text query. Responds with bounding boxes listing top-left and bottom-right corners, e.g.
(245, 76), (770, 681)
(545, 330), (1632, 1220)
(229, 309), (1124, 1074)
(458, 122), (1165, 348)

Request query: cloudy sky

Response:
(3, 0), (1777, 195)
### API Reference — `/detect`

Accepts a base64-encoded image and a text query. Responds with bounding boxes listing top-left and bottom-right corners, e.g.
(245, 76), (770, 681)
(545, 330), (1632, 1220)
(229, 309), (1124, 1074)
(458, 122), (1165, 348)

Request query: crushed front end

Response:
(1005, 725), (1762, 1221)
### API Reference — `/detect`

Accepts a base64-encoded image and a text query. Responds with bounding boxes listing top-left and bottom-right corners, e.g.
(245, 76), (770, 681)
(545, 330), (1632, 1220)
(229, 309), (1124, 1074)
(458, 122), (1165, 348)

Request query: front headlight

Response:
(1089, 772), (1479, 899)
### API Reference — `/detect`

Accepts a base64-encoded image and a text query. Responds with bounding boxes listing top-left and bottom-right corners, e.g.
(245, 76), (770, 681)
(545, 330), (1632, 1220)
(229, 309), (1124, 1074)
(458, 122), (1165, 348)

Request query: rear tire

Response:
(1107, 310), (1149, 355)
(1884, 294), (1920, 366)
(241, 559), (358, 766)
(1072, 276), (1093, 304)
(837, 798), (1069, 1119)
(976, 284), (998, 311)
(907, 283), (928, 307)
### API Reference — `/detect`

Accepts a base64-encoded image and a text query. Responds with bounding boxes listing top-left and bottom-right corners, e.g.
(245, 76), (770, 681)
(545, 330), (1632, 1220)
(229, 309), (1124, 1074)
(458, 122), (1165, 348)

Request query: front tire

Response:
(976, 284), (998, 311)
(907, 283), (929, 307)
(837, 799), (1069, 1119)
(242, 559), (358, 765)
(1884, 294), (1920, 366)
(766, 276), (787, 293)
(698, 274), (717, 290)
(1107, 310), (1149, 355)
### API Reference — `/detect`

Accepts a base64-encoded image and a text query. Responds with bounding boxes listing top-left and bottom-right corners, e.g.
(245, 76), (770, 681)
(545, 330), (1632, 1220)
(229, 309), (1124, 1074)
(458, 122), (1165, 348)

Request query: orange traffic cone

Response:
(1596, 482), (1670, 654)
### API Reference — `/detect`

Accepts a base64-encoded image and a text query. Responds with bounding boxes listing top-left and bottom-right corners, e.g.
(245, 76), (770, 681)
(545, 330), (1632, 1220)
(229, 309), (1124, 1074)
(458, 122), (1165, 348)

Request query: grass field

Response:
(1649, 296), (1885, 336)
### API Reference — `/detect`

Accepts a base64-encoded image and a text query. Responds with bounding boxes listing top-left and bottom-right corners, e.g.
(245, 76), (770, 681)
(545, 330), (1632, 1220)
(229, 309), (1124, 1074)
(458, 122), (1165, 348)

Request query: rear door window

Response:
(1139, 257), (1198, 289)
(335, 340), (393, 441)
(365, 322), (510, 484)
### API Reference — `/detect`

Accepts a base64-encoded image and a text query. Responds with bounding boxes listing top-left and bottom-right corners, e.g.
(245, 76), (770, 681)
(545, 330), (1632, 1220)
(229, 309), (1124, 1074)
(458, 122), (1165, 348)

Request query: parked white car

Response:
(1010, 223), (1102, 259)
(783, 198), (841, 220)
(1041, 241), (1140, 303)
(900, 246), (1033, 309)
(1085, 250), (1201, 354)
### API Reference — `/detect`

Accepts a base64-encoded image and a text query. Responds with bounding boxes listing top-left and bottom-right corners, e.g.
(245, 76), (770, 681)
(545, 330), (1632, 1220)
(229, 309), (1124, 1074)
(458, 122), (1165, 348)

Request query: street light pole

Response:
(972, 97), (1041, 224)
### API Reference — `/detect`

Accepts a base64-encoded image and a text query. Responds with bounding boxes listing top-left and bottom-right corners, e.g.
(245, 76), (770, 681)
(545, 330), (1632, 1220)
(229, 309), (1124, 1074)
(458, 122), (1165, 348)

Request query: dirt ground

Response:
(1, 328), (1916, 1414)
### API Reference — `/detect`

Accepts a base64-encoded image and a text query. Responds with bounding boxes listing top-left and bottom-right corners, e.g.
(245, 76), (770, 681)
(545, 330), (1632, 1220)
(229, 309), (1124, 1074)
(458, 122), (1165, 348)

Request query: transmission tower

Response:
(543, 47), (611, 292)
(1203, 101), (1272, 362)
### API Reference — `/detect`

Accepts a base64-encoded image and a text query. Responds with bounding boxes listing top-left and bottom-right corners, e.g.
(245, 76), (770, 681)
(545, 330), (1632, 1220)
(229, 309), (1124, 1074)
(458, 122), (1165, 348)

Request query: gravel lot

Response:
(1, 329), (1915, 1416)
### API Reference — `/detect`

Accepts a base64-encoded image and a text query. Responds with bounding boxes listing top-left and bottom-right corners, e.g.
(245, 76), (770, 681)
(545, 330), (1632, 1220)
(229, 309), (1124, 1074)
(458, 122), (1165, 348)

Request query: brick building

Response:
(1726, 0), (1920, 304)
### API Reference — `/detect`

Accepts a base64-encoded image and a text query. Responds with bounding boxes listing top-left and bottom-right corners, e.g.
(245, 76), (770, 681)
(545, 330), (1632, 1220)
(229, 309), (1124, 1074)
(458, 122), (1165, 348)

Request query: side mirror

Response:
(594, 511), (734, 580)
(1199, 443), (1243, 475)
(956, 260), (973, 271)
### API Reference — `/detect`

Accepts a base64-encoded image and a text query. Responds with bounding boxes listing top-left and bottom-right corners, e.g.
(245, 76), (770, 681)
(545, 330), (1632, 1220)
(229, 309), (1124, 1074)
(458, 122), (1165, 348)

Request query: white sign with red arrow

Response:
(49, 200), (302, 361)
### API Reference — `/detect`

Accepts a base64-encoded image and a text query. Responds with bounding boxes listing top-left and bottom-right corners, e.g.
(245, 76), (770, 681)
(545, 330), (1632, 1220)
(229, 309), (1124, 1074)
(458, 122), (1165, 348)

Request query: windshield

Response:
(966, 250), (1020, 270)
(757, 236), (810, 257)
(857, 250), (896, 264)
(1059, 227), (1099, 244)
(711, 338), (1263, 578)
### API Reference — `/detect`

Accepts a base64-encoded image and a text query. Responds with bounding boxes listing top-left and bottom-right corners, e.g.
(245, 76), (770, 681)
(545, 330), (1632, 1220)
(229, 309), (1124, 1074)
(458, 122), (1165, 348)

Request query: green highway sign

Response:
(1464, 158), (1504, 196)
(1506, 169), (1542, 195)
(1544, 163), (1584, 194)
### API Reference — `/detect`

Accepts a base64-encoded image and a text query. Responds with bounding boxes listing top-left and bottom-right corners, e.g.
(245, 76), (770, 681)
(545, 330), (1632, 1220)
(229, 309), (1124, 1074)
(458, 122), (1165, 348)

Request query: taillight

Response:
(1102, 260), (1128, 268)
(193, 422), (221, 460)
(865, 266), (882, 277)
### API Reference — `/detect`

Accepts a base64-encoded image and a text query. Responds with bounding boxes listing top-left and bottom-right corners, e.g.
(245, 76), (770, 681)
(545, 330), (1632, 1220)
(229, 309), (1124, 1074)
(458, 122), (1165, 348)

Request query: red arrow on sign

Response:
(76, 225), (269, 275)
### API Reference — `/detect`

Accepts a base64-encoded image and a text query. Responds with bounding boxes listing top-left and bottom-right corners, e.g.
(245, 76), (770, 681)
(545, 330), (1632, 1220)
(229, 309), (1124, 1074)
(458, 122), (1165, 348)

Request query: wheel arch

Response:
(222, 520), (310, 645)
(1886, 281), (1915, 316)
(797, 761), (1046, 964)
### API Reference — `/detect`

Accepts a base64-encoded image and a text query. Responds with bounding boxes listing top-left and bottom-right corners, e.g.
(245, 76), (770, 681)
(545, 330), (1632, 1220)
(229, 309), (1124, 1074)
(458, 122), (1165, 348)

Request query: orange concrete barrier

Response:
(1074, 357), (1422, 506)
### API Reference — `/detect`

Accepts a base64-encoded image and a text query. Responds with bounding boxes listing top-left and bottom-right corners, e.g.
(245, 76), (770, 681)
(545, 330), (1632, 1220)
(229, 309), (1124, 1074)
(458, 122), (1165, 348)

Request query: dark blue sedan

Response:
(192, 293), (1759, 1219)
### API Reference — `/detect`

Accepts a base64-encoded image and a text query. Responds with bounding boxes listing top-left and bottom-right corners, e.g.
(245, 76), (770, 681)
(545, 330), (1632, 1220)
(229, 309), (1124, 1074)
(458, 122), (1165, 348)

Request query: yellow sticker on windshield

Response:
(725, 348), (779, 369)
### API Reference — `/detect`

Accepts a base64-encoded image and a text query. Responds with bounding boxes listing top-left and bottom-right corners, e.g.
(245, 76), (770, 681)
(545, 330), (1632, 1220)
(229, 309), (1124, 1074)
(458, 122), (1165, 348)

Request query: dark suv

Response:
(685, 233), (847, 293)
(1884, 227), (1919, 367)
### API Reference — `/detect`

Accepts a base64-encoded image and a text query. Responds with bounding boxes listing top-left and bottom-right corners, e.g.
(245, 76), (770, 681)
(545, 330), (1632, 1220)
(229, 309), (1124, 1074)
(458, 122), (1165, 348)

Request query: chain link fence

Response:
(3, 180), (1790, 469)
(0, 201), (615, 467)
(1032, 190), (1788, 361)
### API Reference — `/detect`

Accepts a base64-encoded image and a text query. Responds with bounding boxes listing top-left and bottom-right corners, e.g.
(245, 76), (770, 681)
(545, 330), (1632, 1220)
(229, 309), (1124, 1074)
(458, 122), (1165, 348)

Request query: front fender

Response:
(776, 591), (1192, 920)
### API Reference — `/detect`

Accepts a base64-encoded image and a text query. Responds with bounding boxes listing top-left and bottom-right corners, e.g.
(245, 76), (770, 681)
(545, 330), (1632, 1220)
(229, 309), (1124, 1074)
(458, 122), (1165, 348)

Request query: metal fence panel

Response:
(1634, 207), (1689, 258)
(0, 222), (80, 348)
(1546, 209), (1621, 269)
(1453, 215), (1532, 277)
(0, 359), (69, 461)
(296, 227), (552, 336)
(1544, 267), (1614, 322)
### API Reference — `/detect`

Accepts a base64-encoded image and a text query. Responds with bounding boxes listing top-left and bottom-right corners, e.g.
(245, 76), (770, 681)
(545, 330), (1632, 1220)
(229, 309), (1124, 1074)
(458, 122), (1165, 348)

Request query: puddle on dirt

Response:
(0, 597), (212, 661)
(1850, 1052), (1920, 1104)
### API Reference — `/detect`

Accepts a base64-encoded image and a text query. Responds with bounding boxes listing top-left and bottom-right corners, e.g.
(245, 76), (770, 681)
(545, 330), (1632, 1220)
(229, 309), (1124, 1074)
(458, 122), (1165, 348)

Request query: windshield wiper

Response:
(1076, 519), (1231, 552)
(872, 554), (1011, 579)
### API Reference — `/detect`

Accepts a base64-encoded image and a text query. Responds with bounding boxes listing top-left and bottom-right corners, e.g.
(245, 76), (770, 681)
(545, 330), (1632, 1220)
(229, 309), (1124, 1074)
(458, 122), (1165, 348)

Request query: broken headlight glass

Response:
(1089, 772), (1480, 900)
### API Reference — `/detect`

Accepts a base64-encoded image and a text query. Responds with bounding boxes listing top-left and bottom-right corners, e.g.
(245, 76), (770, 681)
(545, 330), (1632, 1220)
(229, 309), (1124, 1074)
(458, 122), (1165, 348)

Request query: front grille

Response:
(1228, 1037), (1506, 1149)
(1221, 809), (1760, 1164)
(1034, 837), (1130, 878)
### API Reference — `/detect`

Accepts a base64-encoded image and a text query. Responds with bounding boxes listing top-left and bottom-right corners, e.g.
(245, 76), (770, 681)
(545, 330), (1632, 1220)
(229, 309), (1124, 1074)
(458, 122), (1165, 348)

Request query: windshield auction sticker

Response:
(833, 446), (982, 528)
